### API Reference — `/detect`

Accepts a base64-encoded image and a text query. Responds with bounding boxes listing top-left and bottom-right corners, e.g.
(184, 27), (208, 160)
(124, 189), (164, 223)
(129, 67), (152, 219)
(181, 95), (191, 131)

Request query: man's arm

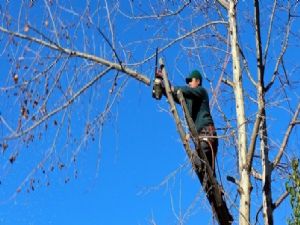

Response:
(173, 86), (203, 99)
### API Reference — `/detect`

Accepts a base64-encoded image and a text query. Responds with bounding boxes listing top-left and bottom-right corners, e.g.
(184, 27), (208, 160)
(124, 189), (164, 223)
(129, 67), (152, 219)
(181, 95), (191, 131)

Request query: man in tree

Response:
(175, 70), (218, 174)
(157, 70), (218, 175)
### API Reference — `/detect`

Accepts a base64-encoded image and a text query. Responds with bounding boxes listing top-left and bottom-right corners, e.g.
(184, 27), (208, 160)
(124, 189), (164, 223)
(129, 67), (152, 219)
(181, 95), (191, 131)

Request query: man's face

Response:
(188, 78), (200, 88)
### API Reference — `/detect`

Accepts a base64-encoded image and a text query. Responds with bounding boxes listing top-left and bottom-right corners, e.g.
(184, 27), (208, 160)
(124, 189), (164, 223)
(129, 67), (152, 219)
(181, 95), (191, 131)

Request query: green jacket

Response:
(173, 85), (214, 133)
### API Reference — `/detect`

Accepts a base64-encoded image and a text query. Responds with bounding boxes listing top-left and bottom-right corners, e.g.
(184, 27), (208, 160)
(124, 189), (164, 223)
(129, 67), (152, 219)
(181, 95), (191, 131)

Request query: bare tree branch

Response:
(128, 21), (228, 66)
(221, 78), (234, 87)
(255, 191), (289, 225)
(43, 0), (60, 45)
(272, 102), (300, 169)
(246, 107), (263, 171)
(239, 46), (257, 87)
(226, 175), (240, 187)
(0, 26), (150, 85)
(273, 191), (289, 210)
(104, 0), (117, 61)
(216, 0), (229, 10)
(263, 0), (277, 64)
(251, 168), (262, 180)
(265, 11), (292, 92)
(293, 120), (300, 125)
(3, 67), (112, 140)
(96, 26), (122, 66)
(119, 0), (192, 19)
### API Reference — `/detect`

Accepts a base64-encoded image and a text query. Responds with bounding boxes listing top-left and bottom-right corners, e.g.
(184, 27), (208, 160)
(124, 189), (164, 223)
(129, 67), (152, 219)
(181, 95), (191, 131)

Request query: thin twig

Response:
(119, 0), (191, 19)
(263, 0), (277, 64)
(3, 67), (112, 140)
(265, 11), (292, 92)
(127, 21), (228, 67)
(43, 0), (60, 45)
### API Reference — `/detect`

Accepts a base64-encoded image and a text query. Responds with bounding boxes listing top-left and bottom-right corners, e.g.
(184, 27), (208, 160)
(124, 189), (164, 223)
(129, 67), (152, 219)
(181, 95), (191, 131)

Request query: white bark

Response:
(228, 1), (251, 224)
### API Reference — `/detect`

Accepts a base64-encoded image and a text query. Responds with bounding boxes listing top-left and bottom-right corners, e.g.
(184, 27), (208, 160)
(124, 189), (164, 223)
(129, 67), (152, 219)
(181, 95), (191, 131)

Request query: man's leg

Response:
(199, 141), (214, 175)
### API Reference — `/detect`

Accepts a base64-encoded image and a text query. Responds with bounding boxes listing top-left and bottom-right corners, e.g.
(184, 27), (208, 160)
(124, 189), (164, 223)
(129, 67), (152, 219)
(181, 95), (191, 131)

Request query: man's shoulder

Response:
(196, 86), (206, 90)
(174, 86), (207, 97)
(195, 86), (208, 94)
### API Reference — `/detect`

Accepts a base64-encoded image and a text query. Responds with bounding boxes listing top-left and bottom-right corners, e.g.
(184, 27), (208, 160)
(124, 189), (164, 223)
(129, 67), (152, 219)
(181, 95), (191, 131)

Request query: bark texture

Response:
(228, 1), (251, 224)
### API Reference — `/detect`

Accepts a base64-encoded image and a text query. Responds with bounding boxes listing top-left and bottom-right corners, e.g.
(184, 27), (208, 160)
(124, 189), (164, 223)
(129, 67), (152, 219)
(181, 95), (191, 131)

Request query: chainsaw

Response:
(152, 48), (163, 100)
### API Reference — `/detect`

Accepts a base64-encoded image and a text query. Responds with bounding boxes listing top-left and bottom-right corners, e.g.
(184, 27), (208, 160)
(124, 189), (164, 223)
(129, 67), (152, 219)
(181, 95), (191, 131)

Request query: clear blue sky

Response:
(0, 1), (299, 225)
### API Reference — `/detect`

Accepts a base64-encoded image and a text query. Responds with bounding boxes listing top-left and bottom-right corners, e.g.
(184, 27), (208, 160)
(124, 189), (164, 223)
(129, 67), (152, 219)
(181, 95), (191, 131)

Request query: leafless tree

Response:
(0, 0), (299, 224)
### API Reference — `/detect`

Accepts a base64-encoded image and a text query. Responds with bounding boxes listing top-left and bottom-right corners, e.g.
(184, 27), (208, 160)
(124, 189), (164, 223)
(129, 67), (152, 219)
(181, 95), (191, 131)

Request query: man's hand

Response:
(155, 69), (163, 78)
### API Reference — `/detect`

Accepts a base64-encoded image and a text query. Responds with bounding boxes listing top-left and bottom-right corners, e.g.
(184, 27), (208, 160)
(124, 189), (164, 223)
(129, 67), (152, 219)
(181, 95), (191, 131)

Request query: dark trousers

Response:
(197, 125), (218, 175)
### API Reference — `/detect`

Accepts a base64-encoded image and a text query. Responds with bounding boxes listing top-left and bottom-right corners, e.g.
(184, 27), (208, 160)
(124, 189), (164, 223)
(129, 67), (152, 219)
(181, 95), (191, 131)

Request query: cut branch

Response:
(0, 26), (150, 86)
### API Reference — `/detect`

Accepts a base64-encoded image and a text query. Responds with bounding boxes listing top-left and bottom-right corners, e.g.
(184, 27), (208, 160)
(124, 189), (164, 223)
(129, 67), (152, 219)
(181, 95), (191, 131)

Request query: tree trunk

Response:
(254, 0), (274, 223)
(260, 110), (273, 225)
(228, 1), (251, 224)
